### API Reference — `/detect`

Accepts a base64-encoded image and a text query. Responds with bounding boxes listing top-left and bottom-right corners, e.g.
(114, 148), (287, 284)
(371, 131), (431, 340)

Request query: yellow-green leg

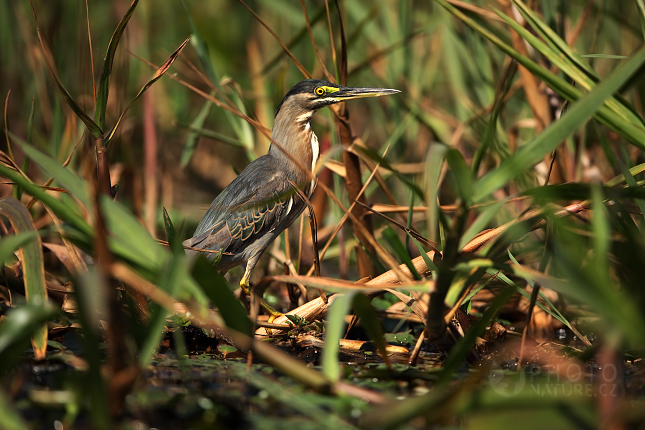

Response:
(240, 270), (282, 322)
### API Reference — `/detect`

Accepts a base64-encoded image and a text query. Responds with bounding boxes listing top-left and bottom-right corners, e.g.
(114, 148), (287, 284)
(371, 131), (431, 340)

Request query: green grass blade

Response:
(190, 257), (253, 336)
(0, 165), (91, 237)
(94, 0), (140, 130)
(472, 43), (645, 202)
(445, 148), (473, 205)
(180, 97), (214, 168)
(162, 207), (182, 254)
(424, 143), (448, 244)
(503, 2), (645, 128)
(591, 185), (610, 283)
(382, 226), (421, 280)
(408, 233), (438, 273)
(0, 198), (48, 360)
(322, 292), (355, 381)
(12, 133), (90, 207)
(437, 0), (645, 148)
(459, 200), (505, 249)
(74, 269), (110, 429)
(139, 252), (186, 367)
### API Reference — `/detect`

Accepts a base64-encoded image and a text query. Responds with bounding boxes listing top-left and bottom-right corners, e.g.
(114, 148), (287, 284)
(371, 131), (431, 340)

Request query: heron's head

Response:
(274, 79), (400, 122)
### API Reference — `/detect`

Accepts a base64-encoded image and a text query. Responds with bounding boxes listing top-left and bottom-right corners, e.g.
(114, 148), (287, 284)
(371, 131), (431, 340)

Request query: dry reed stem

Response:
(256, 200), (590, 335)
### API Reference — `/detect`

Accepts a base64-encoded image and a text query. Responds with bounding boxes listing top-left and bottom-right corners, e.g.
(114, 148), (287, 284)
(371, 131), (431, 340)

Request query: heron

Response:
(184, 79), (400, 314)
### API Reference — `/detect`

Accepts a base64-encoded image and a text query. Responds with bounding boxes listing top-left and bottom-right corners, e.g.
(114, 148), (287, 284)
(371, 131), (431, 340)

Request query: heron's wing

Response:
(185, 156), (302, 257)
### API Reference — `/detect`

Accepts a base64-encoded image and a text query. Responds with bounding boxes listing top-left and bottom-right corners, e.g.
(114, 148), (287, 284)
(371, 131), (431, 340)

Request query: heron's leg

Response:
(240, 264), (282, 321)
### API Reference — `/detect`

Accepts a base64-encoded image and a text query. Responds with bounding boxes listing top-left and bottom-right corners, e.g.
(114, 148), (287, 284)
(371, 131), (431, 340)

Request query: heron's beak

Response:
(332, 86), (400, 101)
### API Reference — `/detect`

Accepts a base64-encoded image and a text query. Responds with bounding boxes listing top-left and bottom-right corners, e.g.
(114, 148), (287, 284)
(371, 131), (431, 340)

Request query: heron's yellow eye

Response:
(314, 87), (325, 96)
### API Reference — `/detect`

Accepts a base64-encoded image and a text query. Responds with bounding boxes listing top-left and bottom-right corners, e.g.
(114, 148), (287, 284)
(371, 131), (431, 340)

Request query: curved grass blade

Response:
(501, 3), (645, 128)
(472, 43), (645, 202)
(437, 0), (645, 148)
(0, 198), (48, 360)
(12, 133), (90, 207)
(105, 36), (191, 145)
(94, 0), (140, 130)
(0, 165), (91, 237)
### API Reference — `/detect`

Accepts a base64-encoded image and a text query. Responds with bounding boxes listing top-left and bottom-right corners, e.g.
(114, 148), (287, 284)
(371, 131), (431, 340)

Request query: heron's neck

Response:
(270, 109), (319, 195)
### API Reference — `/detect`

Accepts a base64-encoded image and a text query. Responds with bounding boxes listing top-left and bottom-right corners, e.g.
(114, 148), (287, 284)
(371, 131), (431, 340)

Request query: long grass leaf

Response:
(472, 43), (645, 202)
(322, 292), (355, 381)
(94, 0), (140, 129)
(0, 198), (48, 359)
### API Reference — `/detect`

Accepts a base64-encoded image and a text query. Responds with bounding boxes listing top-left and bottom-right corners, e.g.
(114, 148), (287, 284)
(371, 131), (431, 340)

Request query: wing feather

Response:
(185, 155), (306, 269)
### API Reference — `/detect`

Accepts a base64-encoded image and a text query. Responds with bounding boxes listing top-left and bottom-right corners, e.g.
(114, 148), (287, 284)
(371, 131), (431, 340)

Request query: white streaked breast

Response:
(309, 132), (319, 197)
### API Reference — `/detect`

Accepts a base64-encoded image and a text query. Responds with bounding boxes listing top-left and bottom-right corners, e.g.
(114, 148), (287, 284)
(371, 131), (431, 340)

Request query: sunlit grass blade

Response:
(322, 292), (355, 381)
(472, 43), (645, 202)
(437, 0), (645, 148)
(0, 198), (48, 360)
(501, 2), (645, 128)
(0, 165), (91, 237)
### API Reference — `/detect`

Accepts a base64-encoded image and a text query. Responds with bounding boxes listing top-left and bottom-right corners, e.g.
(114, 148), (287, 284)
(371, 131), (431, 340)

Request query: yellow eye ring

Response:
(314, 87), (325, 96)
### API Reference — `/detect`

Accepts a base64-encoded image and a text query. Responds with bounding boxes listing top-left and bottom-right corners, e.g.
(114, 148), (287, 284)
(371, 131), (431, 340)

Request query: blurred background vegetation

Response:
(2, 0), (645, 429)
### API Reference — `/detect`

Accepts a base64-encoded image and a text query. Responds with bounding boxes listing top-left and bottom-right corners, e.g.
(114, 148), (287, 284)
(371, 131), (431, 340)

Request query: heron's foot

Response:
(240, 277), (283, 320)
